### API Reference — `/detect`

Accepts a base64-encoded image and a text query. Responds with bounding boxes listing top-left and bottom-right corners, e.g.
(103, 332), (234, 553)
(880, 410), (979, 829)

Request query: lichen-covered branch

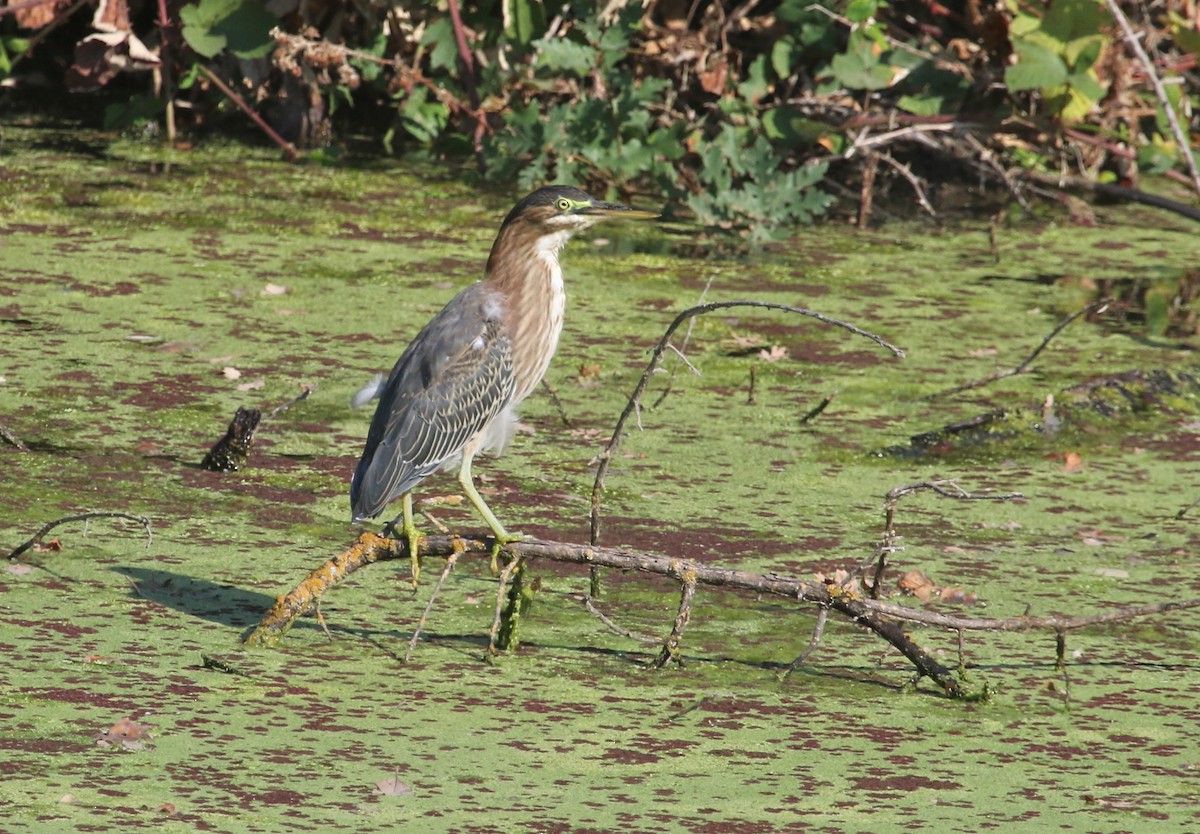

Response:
(243, 531), (397, 645)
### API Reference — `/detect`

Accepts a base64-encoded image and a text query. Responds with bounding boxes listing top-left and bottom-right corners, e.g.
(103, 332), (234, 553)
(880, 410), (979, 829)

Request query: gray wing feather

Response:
(351, 282), (515, 520)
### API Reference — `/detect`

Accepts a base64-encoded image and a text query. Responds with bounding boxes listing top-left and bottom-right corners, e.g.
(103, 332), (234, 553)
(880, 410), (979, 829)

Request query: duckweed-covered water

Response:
(1, 127), (1199, 832)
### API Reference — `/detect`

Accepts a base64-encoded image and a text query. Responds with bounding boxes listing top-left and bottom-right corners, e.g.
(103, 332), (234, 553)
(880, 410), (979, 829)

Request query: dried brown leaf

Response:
(96, 717), (153, 750)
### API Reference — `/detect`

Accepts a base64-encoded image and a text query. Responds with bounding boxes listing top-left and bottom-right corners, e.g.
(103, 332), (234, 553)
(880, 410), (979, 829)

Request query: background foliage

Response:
(1, 0), (1198, 237)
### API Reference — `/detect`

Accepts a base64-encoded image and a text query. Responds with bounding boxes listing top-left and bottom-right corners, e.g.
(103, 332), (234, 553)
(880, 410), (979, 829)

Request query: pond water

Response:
(1, 127), (1198, 832)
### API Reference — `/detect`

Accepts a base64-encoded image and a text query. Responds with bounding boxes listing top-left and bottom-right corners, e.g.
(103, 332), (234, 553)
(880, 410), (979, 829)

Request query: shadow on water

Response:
(111, 566), (277, 629)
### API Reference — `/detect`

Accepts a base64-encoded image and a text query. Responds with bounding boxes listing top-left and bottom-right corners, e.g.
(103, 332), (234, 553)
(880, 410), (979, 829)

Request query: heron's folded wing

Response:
(351, 283), (515, 520)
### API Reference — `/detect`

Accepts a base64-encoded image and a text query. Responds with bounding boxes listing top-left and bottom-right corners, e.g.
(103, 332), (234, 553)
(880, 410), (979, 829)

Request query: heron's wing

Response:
(351, 282), (515, 520)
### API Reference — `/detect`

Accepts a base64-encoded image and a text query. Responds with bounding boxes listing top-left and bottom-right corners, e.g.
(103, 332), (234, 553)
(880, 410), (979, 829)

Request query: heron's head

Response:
(498, 185), (659, 241)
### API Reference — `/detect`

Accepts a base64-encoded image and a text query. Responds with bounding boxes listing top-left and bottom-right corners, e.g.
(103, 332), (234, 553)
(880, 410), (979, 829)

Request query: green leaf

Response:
(1041, 0), (1107, 44)
(596, 20), (631, 60)
(399, 86), (449, 145)
(770, 37), (796, 79)
(103, 95), (166, 131)
(177, 63), (201, 90)
(762, 107), (830, 146)
(505, 0), (546, 47)
(828, 31), (893, 90)
(1168, 12), (1200, 57)
(845, 0), (882, 24)
(898, 61), (970, 115)
(421, 18), (460, 73)
(179, 1), (227, 58)
(1063, 34), (1103, 71)
(739, 54), (771, 102)
(352, 30), (388, 83)
(180, 0), (275, 59)
(533, 37), (595, 76)
(1068, 66), (1107, 103)
(1055, 85), (1097, 122)
(1144, 286), (1171, 337)
(1004, 39), (1068, 91)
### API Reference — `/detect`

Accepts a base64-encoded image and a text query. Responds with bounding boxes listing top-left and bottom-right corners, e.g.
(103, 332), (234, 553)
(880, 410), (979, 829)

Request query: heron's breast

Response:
(508, 250), (566, 404)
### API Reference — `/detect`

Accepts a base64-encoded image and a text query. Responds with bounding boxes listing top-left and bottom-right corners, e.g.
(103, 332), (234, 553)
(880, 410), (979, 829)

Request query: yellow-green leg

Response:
(457, 453), (520, 572)
(399, 492), (424, 586)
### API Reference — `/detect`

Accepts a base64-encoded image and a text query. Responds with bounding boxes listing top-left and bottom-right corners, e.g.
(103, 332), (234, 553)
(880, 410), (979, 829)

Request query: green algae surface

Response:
(2, 127), (1200, 832)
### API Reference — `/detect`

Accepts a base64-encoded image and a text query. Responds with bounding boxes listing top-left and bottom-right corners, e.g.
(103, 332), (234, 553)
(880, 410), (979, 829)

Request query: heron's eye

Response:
(556, 197), (572, 211)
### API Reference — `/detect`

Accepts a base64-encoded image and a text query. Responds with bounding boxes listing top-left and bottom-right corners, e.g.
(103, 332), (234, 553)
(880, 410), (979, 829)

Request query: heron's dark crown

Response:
(498, 185), (598, 231)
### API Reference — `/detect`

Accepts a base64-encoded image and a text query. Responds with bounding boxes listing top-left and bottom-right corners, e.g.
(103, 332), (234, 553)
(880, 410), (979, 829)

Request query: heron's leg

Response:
(457, 453), (520, 573)
(400, 493), (424, 586)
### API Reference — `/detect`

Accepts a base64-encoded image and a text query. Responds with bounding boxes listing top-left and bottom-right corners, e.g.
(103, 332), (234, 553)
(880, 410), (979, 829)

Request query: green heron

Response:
(351, 185), (658, 582)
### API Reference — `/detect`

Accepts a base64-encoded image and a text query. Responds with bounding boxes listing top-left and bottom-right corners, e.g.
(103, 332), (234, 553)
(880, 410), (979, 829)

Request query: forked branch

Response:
(588, 301), (905, 548)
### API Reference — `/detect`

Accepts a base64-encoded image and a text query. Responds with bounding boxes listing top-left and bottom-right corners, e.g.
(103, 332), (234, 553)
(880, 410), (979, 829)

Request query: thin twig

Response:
(266, 384), (314, 419)
(155, 0), (176, 145)
(1103, 0), (1200, 197)
(858, 146), (878, 227)
(580, 595), (659, 644)
(962, 132), (1032, 212)
(804, 3), (939, 62)
(487, 552), (523, 657)
(7, 512), (153, 560)
(405, 551), (459, 661)
(539, 379), (573, 427)
(798, 391), (836, 425)
(651, 272), (717, 409)
(652, 575), (697, 668)
(874, 150), (936, 218)
(860, 480), (1024, 598)
(446, 0), (486, 157)
(195, 64), (297, 162)
(1019, 170), (1200, 223)
(928, 299), (1112, 399)
(847, 123), (960, 155)
(590, 300), (905, 548)
(779, 606), (828, 681)
(1176, 496), (1200, 519)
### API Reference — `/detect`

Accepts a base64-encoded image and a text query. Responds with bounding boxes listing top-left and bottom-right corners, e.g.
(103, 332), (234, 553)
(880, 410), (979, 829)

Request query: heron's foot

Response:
(489, 531), (523, 575)
(405, 525), (425, 588)
(383, 514), (425, 587)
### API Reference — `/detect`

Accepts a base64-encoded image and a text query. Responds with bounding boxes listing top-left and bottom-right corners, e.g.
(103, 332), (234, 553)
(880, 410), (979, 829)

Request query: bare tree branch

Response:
(589, 301), (905, 550)
(244, 529), (1200, 698)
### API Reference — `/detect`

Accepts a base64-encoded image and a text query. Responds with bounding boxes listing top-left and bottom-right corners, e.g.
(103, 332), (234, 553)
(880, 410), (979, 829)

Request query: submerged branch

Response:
(929, 298), (1113, 399)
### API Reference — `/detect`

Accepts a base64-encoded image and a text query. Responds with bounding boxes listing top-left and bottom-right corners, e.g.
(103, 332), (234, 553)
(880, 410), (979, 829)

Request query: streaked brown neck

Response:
(485, 219), (570, 404)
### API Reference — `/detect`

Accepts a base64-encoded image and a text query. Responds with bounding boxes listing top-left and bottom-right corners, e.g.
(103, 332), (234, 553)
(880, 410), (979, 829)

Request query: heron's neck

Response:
(486, 227), (571, 403)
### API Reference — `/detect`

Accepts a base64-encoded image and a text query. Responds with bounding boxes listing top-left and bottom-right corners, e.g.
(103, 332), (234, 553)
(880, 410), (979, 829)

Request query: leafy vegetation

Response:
(1, 0), (1198, 235)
